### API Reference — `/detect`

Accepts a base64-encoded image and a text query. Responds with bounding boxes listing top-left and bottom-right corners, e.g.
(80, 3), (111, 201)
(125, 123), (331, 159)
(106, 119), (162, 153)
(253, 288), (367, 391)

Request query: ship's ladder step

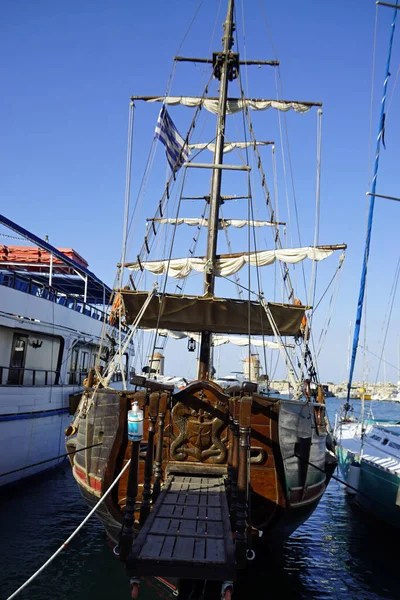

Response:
(127, 474), (236, 581)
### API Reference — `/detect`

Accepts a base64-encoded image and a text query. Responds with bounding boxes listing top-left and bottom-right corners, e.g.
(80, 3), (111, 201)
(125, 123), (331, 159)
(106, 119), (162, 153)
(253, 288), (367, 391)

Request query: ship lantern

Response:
(187, 337), (196, 352)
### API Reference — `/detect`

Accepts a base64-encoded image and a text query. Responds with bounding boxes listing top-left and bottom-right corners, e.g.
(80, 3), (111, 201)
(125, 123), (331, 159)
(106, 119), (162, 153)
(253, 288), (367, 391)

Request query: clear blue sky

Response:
(2, 0), (399, 384)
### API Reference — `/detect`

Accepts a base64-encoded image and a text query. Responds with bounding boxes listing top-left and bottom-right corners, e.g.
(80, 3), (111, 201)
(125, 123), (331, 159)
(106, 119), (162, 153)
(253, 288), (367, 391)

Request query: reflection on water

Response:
(0, 399), (399, 599)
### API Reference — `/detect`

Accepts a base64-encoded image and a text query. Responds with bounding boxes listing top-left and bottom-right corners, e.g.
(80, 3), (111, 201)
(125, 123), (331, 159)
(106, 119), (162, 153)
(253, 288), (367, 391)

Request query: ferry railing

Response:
(0, 366), (60, 386)
(0, 271), (106, 322)
(0, 365), (133, 387)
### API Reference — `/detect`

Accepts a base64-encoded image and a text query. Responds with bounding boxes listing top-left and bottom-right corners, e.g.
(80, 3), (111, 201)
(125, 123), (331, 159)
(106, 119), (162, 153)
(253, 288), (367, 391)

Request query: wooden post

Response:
(152, 392), (168, 502)
(119, 440), (140, 562)
(235, 395), (252, 569)
(226, 398), (235, 498)
(140, 392), (160, 525)
(317, 384), (325, 404)
(229, 398), (240, 526)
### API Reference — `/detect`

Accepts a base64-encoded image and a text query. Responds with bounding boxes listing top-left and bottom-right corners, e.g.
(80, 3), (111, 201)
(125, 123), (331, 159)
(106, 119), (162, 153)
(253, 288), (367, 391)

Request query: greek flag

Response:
(155, 105), (189, 171)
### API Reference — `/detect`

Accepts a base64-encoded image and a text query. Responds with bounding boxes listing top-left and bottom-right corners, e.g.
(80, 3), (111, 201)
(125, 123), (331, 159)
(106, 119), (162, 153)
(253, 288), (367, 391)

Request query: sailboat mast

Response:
(198, 0), (236, 379)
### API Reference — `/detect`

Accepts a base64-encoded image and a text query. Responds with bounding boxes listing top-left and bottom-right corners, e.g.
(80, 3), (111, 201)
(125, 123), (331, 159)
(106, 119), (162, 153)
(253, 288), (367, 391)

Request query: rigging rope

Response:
(295, 453), (400, 502)
(236, 74), (295, 304)
(147, 171), (188, 373)
(298, 108), (324, 384)
(128, 78), (214, 291)
(316, 253), (346, 358)
(374, 254), (400, 384)
(347, 4), (398, 403)
(0, 443), (102, 478)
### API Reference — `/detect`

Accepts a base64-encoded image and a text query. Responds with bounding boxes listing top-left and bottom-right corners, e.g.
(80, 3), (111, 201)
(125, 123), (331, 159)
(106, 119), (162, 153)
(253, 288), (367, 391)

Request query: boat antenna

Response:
(198, 0), (237, 379)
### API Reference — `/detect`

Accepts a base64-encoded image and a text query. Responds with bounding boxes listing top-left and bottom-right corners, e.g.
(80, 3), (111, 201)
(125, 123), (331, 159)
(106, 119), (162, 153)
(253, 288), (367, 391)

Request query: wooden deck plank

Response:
(173, 536), (195, 560)
(194, 538), (206, 560)
(172, 504), (184, 518)
(206, 519), (224, 537)
(151, 517), (170, 533)
(140, 534), (165, 559)
(164, 493), (179, 504)
(207, 493), (221, 506)
(198, 506), (207, 520)
(187, 493), (200, 505)
(166, 519), (180, 534)
(182, 505), (198, 519)
(159, 535), (176, 559)
(206, 538), (225, 562)
(199, 494), (208, 506)
(207, 506), (222, 520)
(179, 519), (197, 535)
(158, 504), (175, 518)
(196, 520), (207, 535)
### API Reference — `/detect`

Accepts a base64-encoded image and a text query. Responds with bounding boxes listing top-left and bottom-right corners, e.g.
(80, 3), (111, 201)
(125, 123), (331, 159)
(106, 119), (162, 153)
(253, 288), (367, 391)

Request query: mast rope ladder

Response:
(150, 199), (208, 360)
(128, 77), (217, 290)
(237, 85), (295, 304)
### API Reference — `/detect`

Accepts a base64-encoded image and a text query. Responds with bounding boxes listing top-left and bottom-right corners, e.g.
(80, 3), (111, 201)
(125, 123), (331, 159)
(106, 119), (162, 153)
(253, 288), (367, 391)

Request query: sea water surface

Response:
(0, 398), (399, 600)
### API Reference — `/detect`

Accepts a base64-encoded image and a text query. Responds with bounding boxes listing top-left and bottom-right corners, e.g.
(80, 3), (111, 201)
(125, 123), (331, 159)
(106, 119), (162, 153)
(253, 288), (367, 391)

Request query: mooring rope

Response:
(295, 451), (399, 508)
(0, 442), (102, 478)
(6, 459), (131, 600)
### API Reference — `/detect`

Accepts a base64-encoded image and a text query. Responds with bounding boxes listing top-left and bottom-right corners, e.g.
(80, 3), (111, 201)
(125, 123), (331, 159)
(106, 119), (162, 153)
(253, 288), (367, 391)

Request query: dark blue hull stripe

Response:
(0, 408), (69, 422)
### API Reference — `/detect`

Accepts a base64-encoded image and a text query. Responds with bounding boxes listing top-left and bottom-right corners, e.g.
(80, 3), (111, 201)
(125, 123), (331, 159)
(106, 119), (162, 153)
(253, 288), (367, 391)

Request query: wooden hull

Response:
(67, 381), (336, 553)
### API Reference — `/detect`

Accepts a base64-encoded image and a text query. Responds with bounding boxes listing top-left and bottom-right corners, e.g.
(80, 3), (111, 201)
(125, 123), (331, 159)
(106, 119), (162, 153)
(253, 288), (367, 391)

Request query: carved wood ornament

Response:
(170, 383), (229, 463)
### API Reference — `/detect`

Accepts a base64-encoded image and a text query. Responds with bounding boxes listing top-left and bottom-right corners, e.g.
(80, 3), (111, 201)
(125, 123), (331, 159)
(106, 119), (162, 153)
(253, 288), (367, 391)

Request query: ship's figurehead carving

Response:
(170, 383), (229, 463)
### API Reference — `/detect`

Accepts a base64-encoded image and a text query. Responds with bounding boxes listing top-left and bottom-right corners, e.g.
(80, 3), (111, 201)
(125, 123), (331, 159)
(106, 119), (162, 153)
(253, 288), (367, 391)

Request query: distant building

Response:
(148, 352), (165, 376)
(243, 354), (261, 382)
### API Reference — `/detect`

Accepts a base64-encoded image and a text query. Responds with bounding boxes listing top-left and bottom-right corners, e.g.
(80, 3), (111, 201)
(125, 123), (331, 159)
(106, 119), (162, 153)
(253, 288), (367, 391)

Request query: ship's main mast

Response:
(198, 0), (236, 379)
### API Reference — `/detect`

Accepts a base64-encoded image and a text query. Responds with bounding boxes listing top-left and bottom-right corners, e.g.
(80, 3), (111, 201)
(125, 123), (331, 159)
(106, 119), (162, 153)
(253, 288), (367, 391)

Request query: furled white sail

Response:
(149, 218), (277, 229)
(189, 141), (271, 153)
(145, 329), (282, 348)
(146, 96), (313, 114)
(126, 247), (336, 279)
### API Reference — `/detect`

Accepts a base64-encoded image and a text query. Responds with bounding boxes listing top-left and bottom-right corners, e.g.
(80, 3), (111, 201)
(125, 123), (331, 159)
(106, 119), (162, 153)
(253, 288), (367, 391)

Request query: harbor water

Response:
(1, 398), (399, 600)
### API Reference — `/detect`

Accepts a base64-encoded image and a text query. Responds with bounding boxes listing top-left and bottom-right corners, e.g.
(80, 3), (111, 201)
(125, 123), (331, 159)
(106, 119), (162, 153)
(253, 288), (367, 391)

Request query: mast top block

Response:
(213, 52), (240, 81)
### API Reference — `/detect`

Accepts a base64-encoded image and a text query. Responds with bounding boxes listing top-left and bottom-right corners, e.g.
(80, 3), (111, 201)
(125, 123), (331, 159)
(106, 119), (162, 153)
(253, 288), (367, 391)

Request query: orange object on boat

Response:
(0, 245), (88, 273)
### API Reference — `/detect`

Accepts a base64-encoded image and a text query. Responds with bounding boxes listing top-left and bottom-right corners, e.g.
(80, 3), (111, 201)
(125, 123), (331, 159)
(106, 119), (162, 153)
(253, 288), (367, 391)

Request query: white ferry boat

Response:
(0, 214), (134, 487)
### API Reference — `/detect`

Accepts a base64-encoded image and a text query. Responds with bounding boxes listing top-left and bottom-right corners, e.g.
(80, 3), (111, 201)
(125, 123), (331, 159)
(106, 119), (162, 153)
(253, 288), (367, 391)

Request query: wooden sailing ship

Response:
(66, 1), (346, 597)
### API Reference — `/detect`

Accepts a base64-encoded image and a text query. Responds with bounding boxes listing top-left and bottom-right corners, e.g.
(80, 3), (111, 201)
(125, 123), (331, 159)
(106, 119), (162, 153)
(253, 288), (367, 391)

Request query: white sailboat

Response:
(334, 1), (400, 529)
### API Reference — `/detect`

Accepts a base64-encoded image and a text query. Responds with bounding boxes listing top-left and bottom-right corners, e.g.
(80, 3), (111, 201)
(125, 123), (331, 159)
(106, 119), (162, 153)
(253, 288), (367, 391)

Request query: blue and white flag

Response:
(155, 105), (189, 171)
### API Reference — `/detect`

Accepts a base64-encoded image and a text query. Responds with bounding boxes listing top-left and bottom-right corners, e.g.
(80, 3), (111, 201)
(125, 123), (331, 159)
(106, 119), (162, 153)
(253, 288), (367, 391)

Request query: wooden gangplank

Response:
(126, 474), (236, 581)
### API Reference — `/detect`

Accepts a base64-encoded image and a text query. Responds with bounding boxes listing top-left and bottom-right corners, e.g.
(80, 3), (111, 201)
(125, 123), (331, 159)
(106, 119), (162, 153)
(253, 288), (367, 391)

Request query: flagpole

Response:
(198, 0), (236, 379)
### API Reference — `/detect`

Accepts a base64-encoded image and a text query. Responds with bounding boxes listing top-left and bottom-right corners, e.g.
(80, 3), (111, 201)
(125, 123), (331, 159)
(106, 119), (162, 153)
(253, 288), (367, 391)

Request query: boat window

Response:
(371, 435), (381, 441)
(389, 441), (400, 450)
(382, 438), (389, 446)
(69, 348), (79, 384)
(8, 334), (28, 384)
(71, 349), (78, 371)
(5, 331), (63, 386)
(80, 351), (89, 372)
